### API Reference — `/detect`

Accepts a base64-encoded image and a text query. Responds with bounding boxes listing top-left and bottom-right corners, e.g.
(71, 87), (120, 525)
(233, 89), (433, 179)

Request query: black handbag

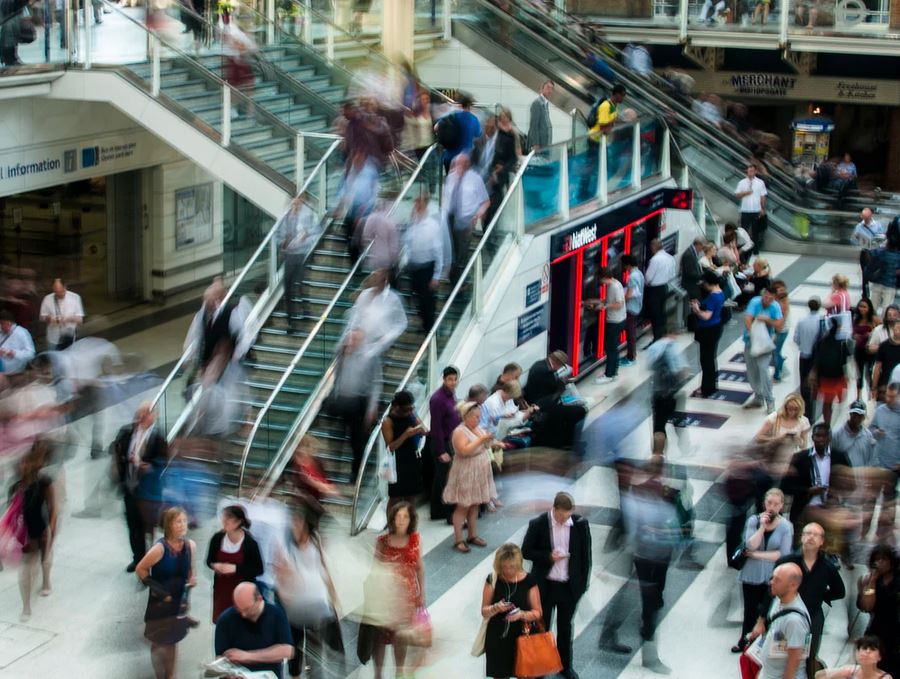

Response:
(729, 543), (748, 571)
(16, 9), (36, 44)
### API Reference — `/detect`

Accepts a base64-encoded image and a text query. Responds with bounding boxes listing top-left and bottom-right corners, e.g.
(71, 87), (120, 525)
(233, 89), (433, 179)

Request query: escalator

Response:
(461, 0), (900, 218)
(446, 0), (877, 249)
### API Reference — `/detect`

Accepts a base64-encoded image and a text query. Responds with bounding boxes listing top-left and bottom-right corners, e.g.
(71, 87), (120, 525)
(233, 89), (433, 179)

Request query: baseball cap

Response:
(848, 400), (867, 415)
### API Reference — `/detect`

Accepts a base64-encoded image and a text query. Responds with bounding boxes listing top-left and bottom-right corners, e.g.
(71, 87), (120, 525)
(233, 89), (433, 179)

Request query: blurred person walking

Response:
(340, 149), (380, 262)
(646, 328), (689, 437)
(274, 507), (340, 679)
(360, 197), (401, 280)
(810, 317), (852, 426)
(856, 545), (900, 677)
(732, 488), (793, 653)
(0, 309), (35, 377)
(435, 93), (481, 171)
(484, 107), (521, 226)
(277, 193), (323, 331)
(372, 501), (425, 679)
(743, 285), (784, 414)
(404, 192), (447, 334)
(39, 278), (84, 350)
(183, 278), (241, 382)
(345, 269), (408, 361)
(480, 543), (543, 679)
(114, 403), (168, 573)
(832, 400), (877, 538)
(871, 322), (900, 401)
(870, 383), (900, 541)
(795, 298), (826, 421)
(443, 401), (496, 553)
(284, 435), (338, 503)
(527, 80), (554, 152)
(401, 90), (434, 160)
(691, 271), (726, 397)
(381, 390), (427, 518)
(442, 153), (489, 285)
(521, 492), (591, 679)
(136, 506), (197, 679)
(10, 439), (58, 622)
(206, 505), (264, 624)
(428, 366), (460, 521)
(643, 239), (677, 344)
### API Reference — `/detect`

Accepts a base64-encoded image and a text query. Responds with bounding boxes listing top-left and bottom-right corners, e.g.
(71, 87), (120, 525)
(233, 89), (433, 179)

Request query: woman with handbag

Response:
(481, 543), (544, 678)
(732, 488), (793, 653)
(205, 504), (264, 624)
(135, 506), (197, 679)
(274, 504), (341, 679)
(443, 401), (497, 553)
(372, 501), (426, 679)
(381, 391), (427, 520)
(753, 393), (811, 452)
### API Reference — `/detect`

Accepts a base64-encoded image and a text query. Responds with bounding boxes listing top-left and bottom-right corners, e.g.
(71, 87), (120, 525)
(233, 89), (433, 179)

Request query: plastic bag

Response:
(749, 320), (775, 356)
(0, 492), (27, 565)
(380, 452), (397, 484)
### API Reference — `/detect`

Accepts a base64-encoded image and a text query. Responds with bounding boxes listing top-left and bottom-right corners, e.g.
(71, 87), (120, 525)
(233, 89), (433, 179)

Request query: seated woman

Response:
(735, 257), (771, 309)
(480, 380), (537, 442)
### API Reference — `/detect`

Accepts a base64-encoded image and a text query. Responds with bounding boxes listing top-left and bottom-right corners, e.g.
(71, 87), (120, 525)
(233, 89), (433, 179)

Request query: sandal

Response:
(453, 541), (471, 553)
(467, 536), (488, 547)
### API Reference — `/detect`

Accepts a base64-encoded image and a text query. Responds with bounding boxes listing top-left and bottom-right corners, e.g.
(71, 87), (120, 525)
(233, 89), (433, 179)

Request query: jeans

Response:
(799, 356), (816, 421)
(283, 253), (308, 325)
(644, 285), (667, 342)
(772, 330), (789, 380)
(634, 556), (670, 641)
(625, 312), (639, 360)
(604, 319), (624, 377)
(744, 346), (774, 406)
(695, 324), (721, 396)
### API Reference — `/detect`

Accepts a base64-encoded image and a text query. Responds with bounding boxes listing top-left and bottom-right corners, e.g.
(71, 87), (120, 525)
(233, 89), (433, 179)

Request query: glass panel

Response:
(788, 0), (894, 38)
(568, 136), (598, 209)
(640, 119), (663, 181)
(522, 144), (563, 225)
(415, 0), (443, 31)
(606, 125), (633, 194)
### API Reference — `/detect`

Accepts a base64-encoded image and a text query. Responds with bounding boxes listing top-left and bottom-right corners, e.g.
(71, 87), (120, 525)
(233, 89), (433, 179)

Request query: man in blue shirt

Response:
(743, 286), (784, 414)
(437, 93), (482, 170)
(215, 583), (294, 678)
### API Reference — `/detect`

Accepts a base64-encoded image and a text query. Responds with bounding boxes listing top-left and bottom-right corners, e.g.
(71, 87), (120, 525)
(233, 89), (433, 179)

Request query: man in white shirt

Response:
(39, 278), (84, 350)
(852, 208), (885, 298)
(735, 165), (768, 253)
(0, 310), (36, 377)
(586, 267), (627, 384)
(361, 198), (400, 276)
(624, 43), (653, 77)
(442, 153), (489, 284)
(404, 193), (447, 333)
(643, 239), (677, 343)
(345, 268), (408, 360)
(277, 193), (323, 328)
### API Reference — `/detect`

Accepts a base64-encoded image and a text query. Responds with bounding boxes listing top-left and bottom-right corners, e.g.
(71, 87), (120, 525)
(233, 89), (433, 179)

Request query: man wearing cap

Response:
(832, 401), (878, 545)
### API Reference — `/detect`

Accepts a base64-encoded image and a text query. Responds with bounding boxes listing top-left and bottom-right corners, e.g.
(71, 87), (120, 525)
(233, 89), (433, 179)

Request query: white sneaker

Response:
(595, 375), (618, 385)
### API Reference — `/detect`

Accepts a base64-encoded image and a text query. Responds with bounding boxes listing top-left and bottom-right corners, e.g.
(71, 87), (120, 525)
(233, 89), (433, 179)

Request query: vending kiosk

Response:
(547, 188), (693, 377)
(790, 117), (834, 167)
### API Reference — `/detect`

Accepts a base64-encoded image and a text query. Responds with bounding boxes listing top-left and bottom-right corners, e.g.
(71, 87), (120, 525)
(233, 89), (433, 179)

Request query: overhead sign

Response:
(549, 188), (693, 261)
(687, 71), (900, 106)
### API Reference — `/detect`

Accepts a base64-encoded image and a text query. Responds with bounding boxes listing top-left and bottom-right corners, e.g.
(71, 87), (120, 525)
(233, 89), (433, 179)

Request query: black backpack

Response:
(652, 344), (679, 398)
(814, 331), (847, 379)
(435, 112), (462, 150)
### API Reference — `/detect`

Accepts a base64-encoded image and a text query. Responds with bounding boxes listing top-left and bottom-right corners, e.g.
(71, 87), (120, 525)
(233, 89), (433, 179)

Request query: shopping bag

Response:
(830, 296), (853, 342)
(396, 607), (433, 648)
(749, 320), (775, 356)
(739, 652), (761, 679)
(0, 491), (27, 564)
(379, 451), (397, 484)
(471, 572), (496, 656)
(514, 621), (563, 677)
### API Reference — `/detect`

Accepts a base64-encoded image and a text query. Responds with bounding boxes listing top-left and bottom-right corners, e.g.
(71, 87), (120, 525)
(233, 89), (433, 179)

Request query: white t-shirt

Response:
(736, 177), (767, 213)
(605, 279), (627, 324)
(39, 290), (84, 346)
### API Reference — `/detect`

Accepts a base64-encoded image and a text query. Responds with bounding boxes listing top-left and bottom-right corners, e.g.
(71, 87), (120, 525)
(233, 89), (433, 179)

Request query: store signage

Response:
(549, 188), (693, 261)
(517, 303), (548, 347)
(688, 71), (899, 106)
(835, 81), (877, 101)
(730, 74), (797, 97)
(525, 280), (541, 307)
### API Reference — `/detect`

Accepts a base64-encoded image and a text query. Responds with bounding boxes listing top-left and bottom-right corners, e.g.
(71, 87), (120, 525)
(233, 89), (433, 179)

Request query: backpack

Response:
(435, 112), (462, 150)
(813, 331), (847, 379)
(652, 343), (679, 398)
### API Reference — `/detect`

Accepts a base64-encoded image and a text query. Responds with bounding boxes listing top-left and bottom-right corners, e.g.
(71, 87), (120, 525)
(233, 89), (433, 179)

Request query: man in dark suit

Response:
(114, 403), (168, 572)
(680, 237), (705, 324)
(781, 423), (854, 536)
(522, 492), (592, 679)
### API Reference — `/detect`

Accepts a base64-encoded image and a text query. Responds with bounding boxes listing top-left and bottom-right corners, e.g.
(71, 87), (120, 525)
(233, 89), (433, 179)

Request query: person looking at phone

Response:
(381, 390), (429, 519)
(754, 394), (811, 452)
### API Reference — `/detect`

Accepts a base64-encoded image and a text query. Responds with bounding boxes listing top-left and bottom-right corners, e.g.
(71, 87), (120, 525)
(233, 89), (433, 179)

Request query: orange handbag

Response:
(514, 621), (563, 678)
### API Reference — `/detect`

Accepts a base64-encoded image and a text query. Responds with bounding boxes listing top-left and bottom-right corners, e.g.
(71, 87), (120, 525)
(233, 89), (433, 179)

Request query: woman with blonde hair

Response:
(136, 506), (196, 679)
(732, 488), (793, 653)
(826, 273), (852, 316)
(443, 401), (497, 553)
(754, 393), (811, 451)
(481, 543), (542, 679)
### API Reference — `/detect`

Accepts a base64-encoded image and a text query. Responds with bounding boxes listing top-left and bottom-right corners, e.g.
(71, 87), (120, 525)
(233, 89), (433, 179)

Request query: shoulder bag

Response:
(471, 571), (496, 656)
(16, 8), (36, 45)
(514, 620), (564, 678)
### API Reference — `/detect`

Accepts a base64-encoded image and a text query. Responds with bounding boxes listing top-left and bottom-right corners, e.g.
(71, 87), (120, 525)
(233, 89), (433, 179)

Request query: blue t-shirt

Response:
(214, 602), (293, 678)
(743, 296), (782, 343)
(697, 291), (725, 328)
(443, 110), (482, 161)
(625, 268), (645, 315)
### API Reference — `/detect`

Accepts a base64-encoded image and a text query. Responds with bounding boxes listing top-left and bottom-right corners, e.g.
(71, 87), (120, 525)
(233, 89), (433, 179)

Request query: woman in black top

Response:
(205, 505), (264, 623)
(381, 390), (427, 519)
(485, 107), (522, 227)
(858, 545), (900, 678)
(10, 439), (57, 622)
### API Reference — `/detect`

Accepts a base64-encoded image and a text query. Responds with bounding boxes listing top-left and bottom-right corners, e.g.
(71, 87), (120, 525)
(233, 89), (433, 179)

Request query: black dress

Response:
(484, 572), (538, 678)
(387, 413), (423, 497)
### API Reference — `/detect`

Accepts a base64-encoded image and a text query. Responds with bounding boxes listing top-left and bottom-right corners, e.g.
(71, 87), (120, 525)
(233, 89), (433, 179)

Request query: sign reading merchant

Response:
(729, 74), (798, 97)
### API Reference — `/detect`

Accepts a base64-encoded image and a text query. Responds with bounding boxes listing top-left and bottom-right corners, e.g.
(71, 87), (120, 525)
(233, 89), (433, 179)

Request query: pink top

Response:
(827, 289), (851, 315)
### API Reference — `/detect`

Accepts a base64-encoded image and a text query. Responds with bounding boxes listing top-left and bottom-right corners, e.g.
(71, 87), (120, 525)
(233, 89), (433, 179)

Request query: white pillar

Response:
(382, 0), (415, 64)
(631, 123), (642, 190)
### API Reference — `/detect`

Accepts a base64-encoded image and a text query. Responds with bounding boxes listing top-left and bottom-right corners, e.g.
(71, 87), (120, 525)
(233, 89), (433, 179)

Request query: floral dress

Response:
(376, 531), (421, 633)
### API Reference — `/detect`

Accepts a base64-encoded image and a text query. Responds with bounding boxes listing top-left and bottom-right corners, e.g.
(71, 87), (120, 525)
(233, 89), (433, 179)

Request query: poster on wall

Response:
(175, 183), (214, 249)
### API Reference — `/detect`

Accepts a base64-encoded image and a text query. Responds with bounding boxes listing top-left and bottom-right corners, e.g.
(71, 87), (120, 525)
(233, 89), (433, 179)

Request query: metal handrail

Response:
(149, 138), (342, 423)
(348, 149), (537, 533)
(238, 144), (439, 493)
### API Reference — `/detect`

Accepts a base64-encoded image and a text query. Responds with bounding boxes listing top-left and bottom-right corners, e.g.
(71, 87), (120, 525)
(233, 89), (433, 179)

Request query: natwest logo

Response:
(564, 224), (598, 253)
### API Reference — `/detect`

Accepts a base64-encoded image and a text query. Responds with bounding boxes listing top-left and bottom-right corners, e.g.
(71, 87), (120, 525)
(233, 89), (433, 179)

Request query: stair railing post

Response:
(222, 86), (232, 147)
(295, 133), (305, 193)
(631, 121), (641, 190)
(681, 165), (689, 189)
(151, 36), (161, 97)
(678, 0), (689, 40)
(661, 126), (671, 179)
(598, 135), (608, 204)
(303, 0), (313, 44)
(558, 143), (570, 221)
(473, 251), (484, 317)
(514, 179), (525, 242)
(427, 335), (437, 394)
(317, 163), (327, 218)
(268, 237), (278, 289)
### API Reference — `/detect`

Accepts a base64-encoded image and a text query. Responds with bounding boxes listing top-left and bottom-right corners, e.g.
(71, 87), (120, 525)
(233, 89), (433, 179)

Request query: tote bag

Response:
(829, 294), (853, 342)
(471, 571), (496, 656)
(514, 621), (563, 677)
(749, 320), (775, 357)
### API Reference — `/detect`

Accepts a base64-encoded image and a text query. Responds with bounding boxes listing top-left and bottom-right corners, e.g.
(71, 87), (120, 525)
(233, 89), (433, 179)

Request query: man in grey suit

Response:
(528, 80), (555, 151)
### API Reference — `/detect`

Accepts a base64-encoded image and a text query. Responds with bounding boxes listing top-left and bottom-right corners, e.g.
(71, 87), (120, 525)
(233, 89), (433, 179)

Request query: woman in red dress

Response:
(205, 505), (263, 623)
(373, 501), (425, 679)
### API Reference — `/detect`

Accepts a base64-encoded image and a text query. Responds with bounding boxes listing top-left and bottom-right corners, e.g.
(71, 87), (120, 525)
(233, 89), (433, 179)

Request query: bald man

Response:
(215, 582), (293, 678)
(113, 403), (168, 572)
(851, 208), (885, 299)
(754, 563), (811, 679)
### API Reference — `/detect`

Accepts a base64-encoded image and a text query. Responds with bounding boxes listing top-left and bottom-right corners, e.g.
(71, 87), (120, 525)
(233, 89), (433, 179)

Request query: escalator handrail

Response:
(238, 144), (440, 494)
(148, 138), (343, 425)
(348, 149), (537, 533)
